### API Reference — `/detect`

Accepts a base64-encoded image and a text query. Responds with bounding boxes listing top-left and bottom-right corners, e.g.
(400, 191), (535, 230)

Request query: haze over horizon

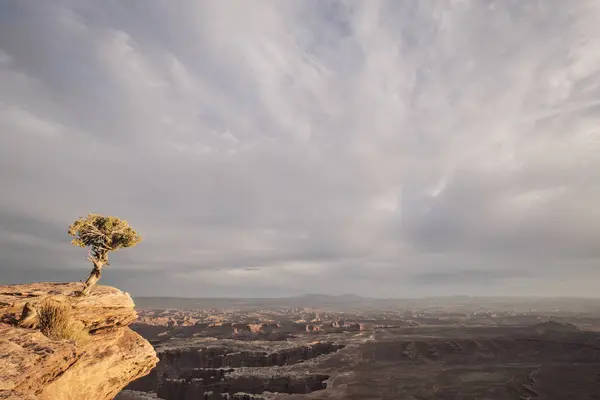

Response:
(1, 1), (600, 298)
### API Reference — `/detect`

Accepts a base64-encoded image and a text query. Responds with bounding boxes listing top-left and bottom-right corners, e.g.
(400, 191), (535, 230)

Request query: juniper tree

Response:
(68, 214), (141, 295)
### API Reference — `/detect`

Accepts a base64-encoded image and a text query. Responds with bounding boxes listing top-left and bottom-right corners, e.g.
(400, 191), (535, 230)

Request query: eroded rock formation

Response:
(0, 282), (158, 400)
(125, 340), (344, 399)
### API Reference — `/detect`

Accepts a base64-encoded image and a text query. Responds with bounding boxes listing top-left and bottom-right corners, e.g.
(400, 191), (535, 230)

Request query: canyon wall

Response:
(125, 341), (344, 399)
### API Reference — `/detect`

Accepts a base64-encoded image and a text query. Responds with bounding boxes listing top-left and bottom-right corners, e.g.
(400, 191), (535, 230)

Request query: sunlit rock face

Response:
(0, 282), (158, 400)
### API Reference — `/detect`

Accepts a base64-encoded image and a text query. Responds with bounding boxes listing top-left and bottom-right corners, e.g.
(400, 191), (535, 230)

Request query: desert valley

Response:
(117, 293), (600, 399)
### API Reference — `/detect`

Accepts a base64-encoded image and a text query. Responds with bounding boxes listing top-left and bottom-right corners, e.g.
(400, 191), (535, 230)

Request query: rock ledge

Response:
(0, 282), (158, 400)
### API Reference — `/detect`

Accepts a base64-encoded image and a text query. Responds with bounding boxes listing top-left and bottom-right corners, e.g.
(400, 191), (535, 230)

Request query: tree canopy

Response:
(68, 214), (142, 260)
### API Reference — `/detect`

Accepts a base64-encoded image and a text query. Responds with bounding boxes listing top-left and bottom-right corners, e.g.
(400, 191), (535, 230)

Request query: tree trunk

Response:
(81, 256), (106, 296)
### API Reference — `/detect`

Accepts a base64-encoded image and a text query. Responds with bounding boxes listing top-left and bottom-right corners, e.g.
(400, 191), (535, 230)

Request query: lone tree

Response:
(68, 214), (142, 295)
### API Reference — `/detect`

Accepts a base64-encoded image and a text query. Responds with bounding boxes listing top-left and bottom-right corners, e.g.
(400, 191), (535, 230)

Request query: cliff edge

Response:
(0, 282), (158, 400)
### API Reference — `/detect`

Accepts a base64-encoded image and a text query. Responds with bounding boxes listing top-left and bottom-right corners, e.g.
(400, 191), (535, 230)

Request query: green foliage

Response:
(37, 300), (89, 344)
(68, 214), (142, 258)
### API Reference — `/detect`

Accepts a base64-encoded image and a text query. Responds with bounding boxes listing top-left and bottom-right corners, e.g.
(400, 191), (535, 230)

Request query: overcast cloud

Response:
(1, 0), (600, 297)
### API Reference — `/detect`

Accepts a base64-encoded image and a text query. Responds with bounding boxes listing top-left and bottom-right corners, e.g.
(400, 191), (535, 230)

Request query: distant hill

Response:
(295, 293), (365, 301)
(133, 294), (600, 312)
(134, 293), (373, 310)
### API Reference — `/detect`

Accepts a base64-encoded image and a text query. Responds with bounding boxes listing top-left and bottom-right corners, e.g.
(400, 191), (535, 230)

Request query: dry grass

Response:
(37, 299), (89, 345)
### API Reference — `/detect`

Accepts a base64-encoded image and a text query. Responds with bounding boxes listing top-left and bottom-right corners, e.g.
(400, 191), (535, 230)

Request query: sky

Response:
(1, 0), (600, 298)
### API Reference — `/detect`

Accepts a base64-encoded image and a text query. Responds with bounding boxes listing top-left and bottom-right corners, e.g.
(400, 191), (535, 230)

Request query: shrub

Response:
(68, 213), (142, 295)
(37, 300), (89, 344)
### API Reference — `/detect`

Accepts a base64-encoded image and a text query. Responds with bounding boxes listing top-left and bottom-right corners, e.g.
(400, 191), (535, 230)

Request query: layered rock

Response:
(0, 282), (158, 400)
(0, 282), (138, 331)
(125, 341), (344, 399)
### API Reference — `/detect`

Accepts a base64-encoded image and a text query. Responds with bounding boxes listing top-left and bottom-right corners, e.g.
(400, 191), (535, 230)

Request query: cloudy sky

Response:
(1, 0), (600, 298)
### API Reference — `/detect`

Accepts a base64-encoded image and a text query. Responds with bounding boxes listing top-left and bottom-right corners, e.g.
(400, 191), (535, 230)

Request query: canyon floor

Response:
(118, 295), (600, 400)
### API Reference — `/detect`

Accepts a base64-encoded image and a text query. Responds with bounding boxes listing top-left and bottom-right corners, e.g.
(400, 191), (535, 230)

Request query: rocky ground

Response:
(0, 283), (158, 400)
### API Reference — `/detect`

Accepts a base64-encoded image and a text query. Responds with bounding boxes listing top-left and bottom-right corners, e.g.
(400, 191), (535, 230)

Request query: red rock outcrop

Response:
(0, 282), (158, 400)
(0, 282), (138, 331)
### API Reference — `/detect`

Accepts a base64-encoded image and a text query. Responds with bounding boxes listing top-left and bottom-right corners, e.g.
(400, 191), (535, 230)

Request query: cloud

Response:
(1, 0), (600, 297)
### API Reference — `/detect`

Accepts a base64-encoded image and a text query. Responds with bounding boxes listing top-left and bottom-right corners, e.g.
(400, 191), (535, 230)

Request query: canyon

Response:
(121, 295), (600, 399)
(126, 339), (344, 399)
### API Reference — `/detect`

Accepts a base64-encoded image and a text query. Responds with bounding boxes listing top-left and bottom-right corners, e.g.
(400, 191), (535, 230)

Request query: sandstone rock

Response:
(0, 282), (138, 332)
(0, 282), (158, 400)
(0, 391), (37, 400)
(0, 325), (78, 393)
